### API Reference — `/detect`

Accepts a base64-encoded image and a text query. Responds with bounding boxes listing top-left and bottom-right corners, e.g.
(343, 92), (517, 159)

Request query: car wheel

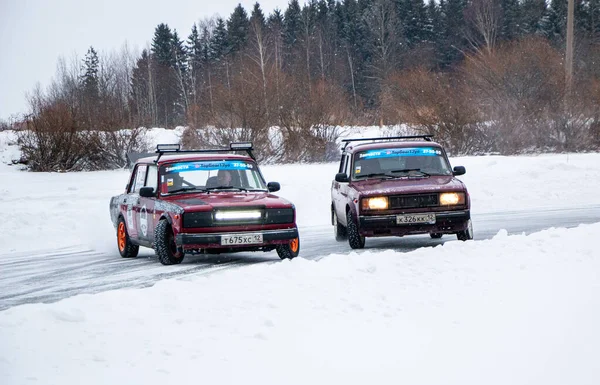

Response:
(117, 217), (139, 258)
(430, 233), (443, 239)
(333, 209), (347, 241)
(346, 211), (365, 249)
(457, 219), (474, 241)
(276, 237), (300, 259)
(155, 219), (185, 265)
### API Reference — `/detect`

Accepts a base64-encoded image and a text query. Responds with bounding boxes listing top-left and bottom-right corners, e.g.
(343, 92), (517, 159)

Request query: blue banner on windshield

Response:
(164, 161), (254, 173)
(358, 147), (442, 159)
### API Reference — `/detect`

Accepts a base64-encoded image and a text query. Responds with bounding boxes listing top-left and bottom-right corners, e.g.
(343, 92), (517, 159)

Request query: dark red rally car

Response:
(109, 143), (300, 265)
(331, 135), (473, 249)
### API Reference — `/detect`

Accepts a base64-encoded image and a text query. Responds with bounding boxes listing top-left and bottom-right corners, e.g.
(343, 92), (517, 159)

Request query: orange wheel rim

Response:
(117, 222), (126, 251)
(290, 238), (299, 253)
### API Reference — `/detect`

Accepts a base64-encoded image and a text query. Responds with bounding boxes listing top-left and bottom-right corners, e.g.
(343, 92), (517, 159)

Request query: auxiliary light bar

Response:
(156, 144), (181, 152)
(153, 141), (256, 163)
(230, 142), (253, 150)
(215, 210), (262, 220)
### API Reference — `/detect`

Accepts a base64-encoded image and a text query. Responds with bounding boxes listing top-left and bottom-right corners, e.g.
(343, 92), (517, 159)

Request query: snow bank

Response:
(1, 223), (599, 385)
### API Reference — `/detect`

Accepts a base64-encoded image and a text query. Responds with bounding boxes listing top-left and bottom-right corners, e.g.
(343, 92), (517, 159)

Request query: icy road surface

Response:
(1, 205), (599, 310)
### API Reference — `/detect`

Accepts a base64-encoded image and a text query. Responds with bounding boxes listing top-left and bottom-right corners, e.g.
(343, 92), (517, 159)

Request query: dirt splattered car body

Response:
(331, 136), (472, 249)
(110, 143), (299, 265)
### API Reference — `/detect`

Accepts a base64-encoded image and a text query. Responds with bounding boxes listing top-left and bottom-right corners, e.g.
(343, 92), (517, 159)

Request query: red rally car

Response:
(331, 135), (473, 249)
(109, 143), (300, 265)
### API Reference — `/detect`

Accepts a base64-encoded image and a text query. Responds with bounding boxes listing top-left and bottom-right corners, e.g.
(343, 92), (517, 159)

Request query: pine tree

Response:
(227, 4), (250, 55)
(80, 46), (100, 129)
(519, 0), (547, 36)
(250, 2), (266, 30)
(211, 18), (230, 60)
(300, 0), (318, 86)
(130, 49), (155, 126)
(187, 24), (202, 71)
(151, 23), (185, 128)
(284, 0), (303, 52)
(267, 9), (285, 75)
(585, 0), (600, 39)
(540, 0), (568, 43)
(152, 23), (176, 66)
(427, 0), (443, 48)
(439, 0), (467, 67)
(172, 31), (188, 75)
(363, 0), (399, 80)
(499, 0), (520, 41)
(81, 46), (99, 101)
(397, 0), (430, 47)
(314, 0), (338, 81)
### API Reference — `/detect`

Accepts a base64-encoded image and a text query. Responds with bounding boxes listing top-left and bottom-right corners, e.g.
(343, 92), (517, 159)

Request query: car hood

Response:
(162, 191), (293, 211)
(351, 175), (466, 196)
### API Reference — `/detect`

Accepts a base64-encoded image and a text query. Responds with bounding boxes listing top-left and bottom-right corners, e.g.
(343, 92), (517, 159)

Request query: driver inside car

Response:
(217, 169), (233, 186)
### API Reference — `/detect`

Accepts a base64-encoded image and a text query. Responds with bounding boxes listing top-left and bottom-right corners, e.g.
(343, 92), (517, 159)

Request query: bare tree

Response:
(247, 15), (272, 123)
(465, 0), (500, 55)
(364, 0), (399, 81)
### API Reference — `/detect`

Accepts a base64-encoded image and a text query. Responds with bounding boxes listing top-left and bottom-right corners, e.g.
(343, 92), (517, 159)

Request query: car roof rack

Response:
(341, 135), (434, 150)
(154, 142), (256, 163)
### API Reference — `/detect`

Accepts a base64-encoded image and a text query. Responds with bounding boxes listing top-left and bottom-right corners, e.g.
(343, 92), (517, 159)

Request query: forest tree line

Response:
(8, 0), (600, 170)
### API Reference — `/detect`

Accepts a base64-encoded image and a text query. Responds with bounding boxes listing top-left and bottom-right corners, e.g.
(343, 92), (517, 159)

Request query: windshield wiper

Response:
(390, 168), (430, 177)
(205, 186), (248, 192)
(169, 186), (206, 194)
(355, 172), (393, 180)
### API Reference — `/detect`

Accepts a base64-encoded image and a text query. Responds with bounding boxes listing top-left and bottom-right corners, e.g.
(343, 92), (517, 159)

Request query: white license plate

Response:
(396, 213), (436, 224)
(221, 233), (263, 245)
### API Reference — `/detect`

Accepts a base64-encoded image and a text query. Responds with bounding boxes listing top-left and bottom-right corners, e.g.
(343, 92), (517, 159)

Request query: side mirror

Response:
(335, 173), (349, 183)
(267, 182), (280, 192)
(453, 166), (466, 176)
(139, 186), (156, 198)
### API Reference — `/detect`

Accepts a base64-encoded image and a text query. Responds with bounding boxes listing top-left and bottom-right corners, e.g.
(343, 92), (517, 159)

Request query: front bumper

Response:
(358, 210), (470, 237)
(176, 227), (299, 249)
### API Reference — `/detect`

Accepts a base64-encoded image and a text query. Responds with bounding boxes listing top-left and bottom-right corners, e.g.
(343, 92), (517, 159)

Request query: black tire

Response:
(276, 237), (300, 259)
(333, 209), (347, 241)
(155, 219), (185, 265)
(430, 233), (443, 239)
(346, 210), (365, 249)
(117, 217), (139, 258)
(457, 219), (474, 241)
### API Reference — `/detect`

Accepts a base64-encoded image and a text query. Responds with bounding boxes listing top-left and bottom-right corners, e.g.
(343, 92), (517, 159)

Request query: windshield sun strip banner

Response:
(164, 160), (255, 173)
(357, 147), (442, 160)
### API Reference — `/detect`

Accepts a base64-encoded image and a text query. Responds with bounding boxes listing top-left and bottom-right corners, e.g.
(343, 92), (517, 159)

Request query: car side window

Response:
(145, 165), (158, 191)
(130, 165), (148, 193)
(343, 155), (351, 176)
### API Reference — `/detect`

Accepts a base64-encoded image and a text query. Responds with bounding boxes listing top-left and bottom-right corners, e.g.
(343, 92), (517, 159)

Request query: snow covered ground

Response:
(2, 224), (600, 385)
(1, 129), (600, 384)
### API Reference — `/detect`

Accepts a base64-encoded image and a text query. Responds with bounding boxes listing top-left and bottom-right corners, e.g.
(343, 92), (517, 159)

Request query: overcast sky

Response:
(0, 0), (293, 121)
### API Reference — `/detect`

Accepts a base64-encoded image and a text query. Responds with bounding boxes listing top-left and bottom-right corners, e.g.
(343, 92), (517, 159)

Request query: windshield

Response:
(159, 160), (267, 195)
(352, 146), (452, 179)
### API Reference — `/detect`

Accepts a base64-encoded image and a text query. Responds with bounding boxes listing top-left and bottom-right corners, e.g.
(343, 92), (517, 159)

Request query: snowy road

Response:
(2, 205), (598, 311)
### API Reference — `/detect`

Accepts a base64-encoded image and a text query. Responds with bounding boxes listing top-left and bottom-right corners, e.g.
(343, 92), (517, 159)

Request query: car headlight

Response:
(361, 196), (389, 210)
(439, 192), (465, 205)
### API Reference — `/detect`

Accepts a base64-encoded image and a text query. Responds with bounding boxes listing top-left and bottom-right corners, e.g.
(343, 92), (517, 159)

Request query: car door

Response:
(137, 164), (158, 245)
(332, 153), (351, 225)
(122, 164), (147, 241)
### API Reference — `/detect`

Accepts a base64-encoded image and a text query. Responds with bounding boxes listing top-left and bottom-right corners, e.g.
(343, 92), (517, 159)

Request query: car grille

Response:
(183, 208), (294, 228)
(389, 194), (439, 209)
